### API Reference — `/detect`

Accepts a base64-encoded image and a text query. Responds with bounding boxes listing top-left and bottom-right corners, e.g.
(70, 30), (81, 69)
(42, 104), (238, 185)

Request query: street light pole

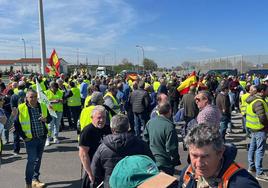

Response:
(136, 45), (145, 72)
(21, 38), (26, 73)
(38, 0), (47, 75)
(21, 38), (26, 59)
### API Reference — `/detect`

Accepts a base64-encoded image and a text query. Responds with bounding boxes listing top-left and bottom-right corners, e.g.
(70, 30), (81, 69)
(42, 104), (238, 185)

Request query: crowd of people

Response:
(0, 70), (268, 188)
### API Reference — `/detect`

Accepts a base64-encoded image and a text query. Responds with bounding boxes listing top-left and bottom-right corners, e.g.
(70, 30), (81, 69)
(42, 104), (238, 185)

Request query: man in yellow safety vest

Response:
(246, 84), (268, 181)
(14, 89), (52, 188)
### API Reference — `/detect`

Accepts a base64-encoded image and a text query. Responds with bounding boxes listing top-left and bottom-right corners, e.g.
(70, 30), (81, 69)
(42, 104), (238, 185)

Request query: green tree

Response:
(143, 58), (158, 71)
(113, 58), (136, 73)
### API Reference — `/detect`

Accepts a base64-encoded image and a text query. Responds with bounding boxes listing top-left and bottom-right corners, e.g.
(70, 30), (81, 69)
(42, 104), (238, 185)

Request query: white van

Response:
(96, 67), (115, 77)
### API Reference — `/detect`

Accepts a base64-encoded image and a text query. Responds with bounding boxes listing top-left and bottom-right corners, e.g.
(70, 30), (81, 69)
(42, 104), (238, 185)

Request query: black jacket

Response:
(178, 144), (260, 188)
(91, 132), (153, 188)
(129, 89), (150, 113)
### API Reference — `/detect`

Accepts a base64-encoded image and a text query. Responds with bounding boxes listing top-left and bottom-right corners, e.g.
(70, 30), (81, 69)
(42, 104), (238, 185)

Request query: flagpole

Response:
(38, 0), (47, 75)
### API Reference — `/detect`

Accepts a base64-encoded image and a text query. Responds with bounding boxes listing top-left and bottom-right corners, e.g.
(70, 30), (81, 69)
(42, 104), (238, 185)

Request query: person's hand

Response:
(11, 108), (18, 117)
(39, 116), (47, 123)
(88, 173), (95, 184)
(0, 116), (7, 125)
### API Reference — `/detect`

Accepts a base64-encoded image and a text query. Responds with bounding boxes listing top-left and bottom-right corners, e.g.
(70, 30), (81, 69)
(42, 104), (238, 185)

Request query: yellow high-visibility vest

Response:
(104, 92), (119, 113)
(246, 98), (268, 130)
(80, 105), (95, 131)
(67, 88), (81, 107)
(13, 88), (19, 95)
(18, 103), (49, 139)
(30, 81), (46, 91)
(79, 105), (112, 131)
(240, 93), (250, 115)
(239, 81), (247, 89)
(153, 81), (160, 92)
(45, 89), (63, 112)
(84, 95), (92, 108)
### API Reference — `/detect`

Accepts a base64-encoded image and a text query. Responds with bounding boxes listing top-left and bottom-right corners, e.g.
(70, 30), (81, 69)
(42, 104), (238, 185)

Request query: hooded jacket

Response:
(91, 132), (153, 188)
(178, 144), (260, 188)
(246, 94), (268, 129)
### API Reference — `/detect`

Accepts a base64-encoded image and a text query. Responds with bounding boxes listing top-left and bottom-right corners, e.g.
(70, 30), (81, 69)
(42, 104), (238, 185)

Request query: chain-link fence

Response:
(185, 55), (268, 74)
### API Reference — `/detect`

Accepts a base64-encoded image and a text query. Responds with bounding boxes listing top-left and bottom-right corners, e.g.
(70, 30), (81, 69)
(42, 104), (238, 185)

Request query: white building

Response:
(0, 58), (68, 74)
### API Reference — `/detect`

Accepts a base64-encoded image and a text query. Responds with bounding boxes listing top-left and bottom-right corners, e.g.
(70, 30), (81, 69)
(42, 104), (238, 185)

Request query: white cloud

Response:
(0, 0), (138, 61)
(186, 46), (216, 53)
(168, 47), (179, 51)
(142, 46), (178, 52)
(143, 46), (158, 52)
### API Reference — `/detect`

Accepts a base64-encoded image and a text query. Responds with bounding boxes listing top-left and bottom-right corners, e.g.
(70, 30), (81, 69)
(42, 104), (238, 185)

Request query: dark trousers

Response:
(127, 108), (135, 134)
(61, 104), (72, 129)
(13, 130), (21, 153)
(133, 111), (148, 137)
(81, 172), (91, 188)
(170, 100), (179, 116)
(69, 106), (81, 130)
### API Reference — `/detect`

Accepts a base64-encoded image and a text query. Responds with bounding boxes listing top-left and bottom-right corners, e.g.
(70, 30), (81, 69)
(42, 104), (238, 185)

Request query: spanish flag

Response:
(49, 49), (60, 69)
(177, 71), (197, 95)
(127, 73), (138, 81)
(45, 49), (60, 77)
(45, 64), (59, 77)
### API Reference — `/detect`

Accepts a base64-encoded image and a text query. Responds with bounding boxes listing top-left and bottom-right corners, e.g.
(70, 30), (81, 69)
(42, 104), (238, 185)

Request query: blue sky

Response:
(0, 0), (268, 67)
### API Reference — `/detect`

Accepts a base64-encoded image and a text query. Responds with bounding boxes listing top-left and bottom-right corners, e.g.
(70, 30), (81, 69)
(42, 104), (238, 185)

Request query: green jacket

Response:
(143, 115), (180, 170)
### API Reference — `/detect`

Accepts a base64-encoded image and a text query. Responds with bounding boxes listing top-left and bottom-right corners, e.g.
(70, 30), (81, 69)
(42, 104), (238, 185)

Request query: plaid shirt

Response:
(28, 106), (45, 138)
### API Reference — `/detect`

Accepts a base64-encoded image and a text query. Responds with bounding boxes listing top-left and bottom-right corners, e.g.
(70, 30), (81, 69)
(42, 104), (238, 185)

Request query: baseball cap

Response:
(109, 155), (178, 188)
(109, 155), (159, 188)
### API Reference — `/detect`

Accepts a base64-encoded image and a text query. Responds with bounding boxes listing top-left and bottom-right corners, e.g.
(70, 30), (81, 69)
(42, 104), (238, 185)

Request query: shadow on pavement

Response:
(3, 142), (25, 151)
(226, 135), (245, 143)
(1, 155), (25, 165)
(45, 179), (81, 188)
(231, 116), (242, 120)
(44, 146), (78, 153)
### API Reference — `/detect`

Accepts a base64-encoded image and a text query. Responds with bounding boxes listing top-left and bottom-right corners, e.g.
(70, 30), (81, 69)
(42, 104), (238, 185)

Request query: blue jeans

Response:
(3, 129), (9, 143)
(48, 112), (63, 138)
(25, 137), (46, 184)
(219, 115), (230, 142)
(133, 112), (147, 137)
(242, 116), (250, 135)
(248, 131), (267, 175)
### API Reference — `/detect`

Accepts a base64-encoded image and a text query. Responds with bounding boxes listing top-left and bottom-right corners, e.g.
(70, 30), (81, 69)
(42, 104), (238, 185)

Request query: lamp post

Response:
(21, 38), (26, 73)
(38, 0), (47, 75)
(21, 38), (26, 59)
(136, 45), (144, 71)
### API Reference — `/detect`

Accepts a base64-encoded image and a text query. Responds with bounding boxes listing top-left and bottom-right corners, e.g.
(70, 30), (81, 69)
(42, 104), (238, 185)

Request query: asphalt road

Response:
(0, 113), (267, 188)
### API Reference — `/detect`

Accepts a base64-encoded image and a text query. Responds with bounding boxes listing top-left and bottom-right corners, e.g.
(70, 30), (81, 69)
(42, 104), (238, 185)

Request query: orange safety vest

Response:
(183, 162), (241, 188)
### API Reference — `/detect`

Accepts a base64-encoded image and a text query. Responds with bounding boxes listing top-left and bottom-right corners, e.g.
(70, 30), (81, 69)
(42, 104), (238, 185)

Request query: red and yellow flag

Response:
(127, 73), (138, 81)
(45, 64), (60, 77)
(45, 49), (60, 77)
(177, 71), (197, 95)
(49, 49), (60, 69)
